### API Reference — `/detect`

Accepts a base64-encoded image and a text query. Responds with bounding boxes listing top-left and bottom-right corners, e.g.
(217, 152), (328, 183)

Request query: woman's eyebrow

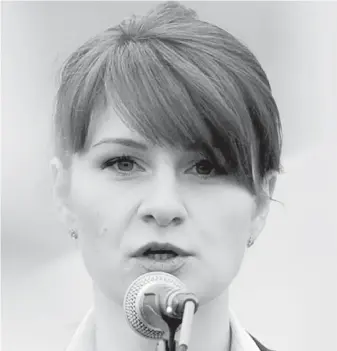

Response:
(91, 138), (205, 155)
(91, 138), (149, 151)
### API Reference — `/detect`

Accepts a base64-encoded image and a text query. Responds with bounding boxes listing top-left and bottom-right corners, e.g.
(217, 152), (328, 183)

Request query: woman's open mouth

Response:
(143, 248), (178, 261)
(131, 242), (192, 273)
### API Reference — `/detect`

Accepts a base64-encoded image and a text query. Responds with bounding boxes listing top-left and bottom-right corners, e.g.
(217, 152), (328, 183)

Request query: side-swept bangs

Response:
(106, 39), (255, 187)
(54, 2), (282, 195)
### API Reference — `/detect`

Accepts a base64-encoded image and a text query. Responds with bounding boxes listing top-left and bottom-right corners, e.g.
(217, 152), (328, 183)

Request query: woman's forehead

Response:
(88, 120), (206, 159)
(87, 104), (205, 153)
(85, 104), (143, 149)
(89, 108), (139, 145)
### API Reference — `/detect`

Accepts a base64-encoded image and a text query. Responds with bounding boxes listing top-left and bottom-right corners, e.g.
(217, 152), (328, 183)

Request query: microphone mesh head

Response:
(123, 272), (185, 339)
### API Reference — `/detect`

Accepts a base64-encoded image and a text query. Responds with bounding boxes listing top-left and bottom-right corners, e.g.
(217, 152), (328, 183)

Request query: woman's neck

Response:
(93, 284), (231, 351)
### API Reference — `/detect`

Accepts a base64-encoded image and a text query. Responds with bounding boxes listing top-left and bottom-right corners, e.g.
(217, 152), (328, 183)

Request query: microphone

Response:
(123, 272), (199, 349)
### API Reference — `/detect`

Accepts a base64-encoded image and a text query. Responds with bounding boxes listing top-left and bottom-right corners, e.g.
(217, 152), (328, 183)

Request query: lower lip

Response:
(133, 255), (191, 274)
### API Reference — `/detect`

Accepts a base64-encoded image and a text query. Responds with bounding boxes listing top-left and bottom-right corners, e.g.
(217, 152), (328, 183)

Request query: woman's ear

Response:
(249, 170), (278, 244)
(50, 157), (76, 229)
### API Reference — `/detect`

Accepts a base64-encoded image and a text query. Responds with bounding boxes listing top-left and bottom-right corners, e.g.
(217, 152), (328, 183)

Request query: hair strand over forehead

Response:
(54, 1), (283, 195)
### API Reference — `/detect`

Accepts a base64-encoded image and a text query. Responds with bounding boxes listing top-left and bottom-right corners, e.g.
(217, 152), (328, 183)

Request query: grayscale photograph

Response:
(2, 2), (337, 351)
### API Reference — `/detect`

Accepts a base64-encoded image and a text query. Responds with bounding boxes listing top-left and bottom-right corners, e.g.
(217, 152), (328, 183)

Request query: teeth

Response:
(147, 253), (176, 260)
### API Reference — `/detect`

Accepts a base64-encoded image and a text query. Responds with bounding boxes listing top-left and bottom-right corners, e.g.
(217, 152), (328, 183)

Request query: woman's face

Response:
(58, 108), (262, 306)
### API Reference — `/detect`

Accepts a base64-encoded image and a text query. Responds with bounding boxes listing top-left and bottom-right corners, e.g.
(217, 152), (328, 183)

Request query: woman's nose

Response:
(137, 179), (187, 227)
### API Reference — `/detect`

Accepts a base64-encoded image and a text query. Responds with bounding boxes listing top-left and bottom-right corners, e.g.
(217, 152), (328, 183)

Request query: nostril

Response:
(172, 217), (182, 225)
(142, 214), (155, 223)
(141, 214), (182, 226)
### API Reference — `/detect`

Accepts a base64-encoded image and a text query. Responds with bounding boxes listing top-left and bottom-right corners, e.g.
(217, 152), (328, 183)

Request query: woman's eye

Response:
(101, 156), (220, 179)
(193, 160), (215, 176)
(101, 156), (139, 174)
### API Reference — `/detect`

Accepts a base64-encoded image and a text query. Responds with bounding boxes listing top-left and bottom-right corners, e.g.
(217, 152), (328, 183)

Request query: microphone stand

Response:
(161, 315), (181, 351)
(159, 300), (197, 351)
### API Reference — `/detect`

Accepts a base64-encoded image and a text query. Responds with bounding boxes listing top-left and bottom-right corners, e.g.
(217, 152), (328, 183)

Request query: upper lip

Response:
(132, 242), (192, 257)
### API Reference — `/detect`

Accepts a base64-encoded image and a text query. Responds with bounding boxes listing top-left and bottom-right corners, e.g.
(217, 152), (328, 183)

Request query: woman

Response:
(51, 2), (282, 351)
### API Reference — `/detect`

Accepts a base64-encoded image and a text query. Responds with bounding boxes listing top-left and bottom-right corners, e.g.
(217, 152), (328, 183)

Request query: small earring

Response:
(247, 237), (254, 248)
(69, 229), (78, 240)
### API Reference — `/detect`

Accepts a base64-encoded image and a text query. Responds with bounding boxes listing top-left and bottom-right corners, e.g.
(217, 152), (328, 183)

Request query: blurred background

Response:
(2, 2), (337, 351)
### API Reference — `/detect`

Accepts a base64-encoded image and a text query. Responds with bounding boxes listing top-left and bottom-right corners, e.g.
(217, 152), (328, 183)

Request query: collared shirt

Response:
(66, 308), (271, 351)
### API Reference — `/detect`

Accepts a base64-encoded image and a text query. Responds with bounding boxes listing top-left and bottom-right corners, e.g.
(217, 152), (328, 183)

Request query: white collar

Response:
(229, 309), (262, 351)
(66, 308), (261, 351)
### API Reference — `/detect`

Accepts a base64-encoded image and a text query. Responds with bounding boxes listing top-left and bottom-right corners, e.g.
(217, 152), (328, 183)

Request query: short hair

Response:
(53, 1), (283, 195)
